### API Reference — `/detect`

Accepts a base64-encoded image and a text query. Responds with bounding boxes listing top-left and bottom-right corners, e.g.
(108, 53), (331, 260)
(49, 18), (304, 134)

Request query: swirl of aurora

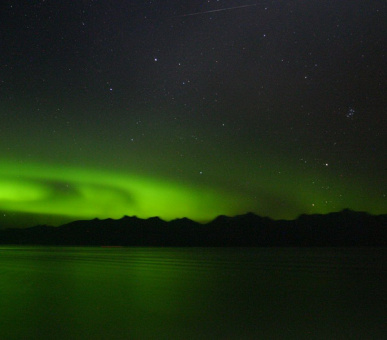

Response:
(0, 160), (241, 225)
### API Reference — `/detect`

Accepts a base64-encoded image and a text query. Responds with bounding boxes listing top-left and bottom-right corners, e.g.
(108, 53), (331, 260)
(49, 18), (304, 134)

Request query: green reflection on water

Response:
(0, 247), (213, 339)
(1, 246), (387, 339)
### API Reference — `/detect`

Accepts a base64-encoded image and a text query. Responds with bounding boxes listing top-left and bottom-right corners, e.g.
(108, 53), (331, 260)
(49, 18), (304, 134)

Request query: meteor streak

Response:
(177, 4), (257, 17)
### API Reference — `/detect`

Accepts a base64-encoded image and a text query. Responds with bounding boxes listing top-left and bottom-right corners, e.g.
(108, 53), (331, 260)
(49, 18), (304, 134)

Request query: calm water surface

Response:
(1, 247), (386, 339)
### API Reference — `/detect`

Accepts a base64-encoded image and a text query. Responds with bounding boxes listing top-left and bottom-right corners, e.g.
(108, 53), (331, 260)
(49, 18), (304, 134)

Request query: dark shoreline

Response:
(1, 209), (386, 247)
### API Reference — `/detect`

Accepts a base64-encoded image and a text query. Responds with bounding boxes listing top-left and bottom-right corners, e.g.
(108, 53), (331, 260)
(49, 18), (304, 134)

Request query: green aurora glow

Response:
(0, 158), (385, 228)
(0, 160), (241, 226)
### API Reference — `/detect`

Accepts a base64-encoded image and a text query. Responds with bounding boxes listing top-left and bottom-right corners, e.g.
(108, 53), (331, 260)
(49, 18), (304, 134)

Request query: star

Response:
(346, 108), (355, 118)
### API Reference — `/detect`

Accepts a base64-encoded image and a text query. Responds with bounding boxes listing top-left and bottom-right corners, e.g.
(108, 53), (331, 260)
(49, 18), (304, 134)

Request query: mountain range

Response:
(1, 209), (386, 246)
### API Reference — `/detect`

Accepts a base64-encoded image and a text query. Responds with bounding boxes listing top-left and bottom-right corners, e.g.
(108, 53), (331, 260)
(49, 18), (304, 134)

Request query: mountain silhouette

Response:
(0, 210), (386, 246)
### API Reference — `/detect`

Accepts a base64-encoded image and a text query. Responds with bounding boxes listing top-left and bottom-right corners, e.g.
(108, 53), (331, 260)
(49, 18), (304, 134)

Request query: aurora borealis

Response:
(1, 1), (386, 228)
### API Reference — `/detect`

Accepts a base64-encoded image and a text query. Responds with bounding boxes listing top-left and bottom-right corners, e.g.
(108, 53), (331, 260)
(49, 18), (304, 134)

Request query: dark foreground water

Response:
(1, 247), (387, 339)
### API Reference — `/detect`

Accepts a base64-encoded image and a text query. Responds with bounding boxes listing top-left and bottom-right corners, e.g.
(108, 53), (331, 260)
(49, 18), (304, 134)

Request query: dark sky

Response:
(1, 0), (386, 227)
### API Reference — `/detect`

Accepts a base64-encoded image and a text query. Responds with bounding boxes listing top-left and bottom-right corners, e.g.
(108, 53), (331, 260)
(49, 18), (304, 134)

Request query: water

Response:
(1, 247), (386, 339)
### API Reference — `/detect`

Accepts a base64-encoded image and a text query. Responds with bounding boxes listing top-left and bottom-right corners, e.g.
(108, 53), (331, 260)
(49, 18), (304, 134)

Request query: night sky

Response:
(1, 0), (386, 228)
